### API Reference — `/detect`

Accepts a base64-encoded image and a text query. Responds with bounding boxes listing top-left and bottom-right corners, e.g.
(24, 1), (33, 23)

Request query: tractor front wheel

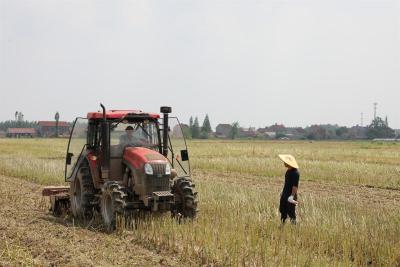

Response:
(171, 177), (198, 219)
(100, 182), (128, 231)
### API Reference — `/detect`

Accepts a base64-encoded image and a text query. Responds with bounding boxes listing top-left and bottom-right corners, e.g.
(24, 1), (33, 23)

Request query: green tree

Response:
(335, 127), (349, 139)
(0, 120), (38, 131)
(182, 127), (192, 139)
(189, 116), (194, 138)
(366, 117), (395, 139)
(55, 112), (60, 138)
(200, 114), (212, 139)
(230, 122), (240, 139)
(16, 112), (24, 125)
(305, 125), (327, 140)
(192, 117), (201, 139)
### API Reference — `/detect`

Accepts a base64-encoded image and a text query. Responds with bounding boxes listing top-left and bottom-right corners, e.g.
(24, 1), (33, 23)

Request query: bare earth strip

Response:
(0, 175), (182, 267)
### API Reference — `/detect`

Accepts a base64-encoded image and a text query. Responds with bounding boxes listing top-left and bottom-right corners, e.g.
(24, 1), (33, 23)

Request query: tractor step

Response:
(153, 191), (174, 198)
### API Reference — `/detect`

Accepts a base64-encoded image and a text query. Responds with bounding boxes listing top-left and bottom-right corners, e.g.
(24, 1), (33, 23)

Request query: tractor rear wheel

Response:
(171, 177), (198, 219)
(100, 182), (128, 230)
(70, 165), (95, 219)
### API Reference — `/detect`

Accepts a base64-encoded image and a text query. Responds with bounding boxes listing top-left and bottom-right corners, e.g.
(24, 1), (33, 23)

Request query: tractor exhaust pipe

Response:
(100, 103), (110, 179)
(160, 106), (172, 157)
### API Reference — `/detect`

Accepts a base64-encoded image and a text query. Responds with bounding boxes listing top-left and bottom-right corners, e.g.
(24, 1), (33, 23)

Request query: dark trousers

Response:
(279, 199), (296, 224)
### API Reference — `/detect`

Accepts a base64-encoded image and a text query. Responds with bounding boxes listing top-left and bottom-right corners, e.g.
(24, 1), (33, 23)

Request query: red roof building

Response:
(38, 121), (71, 137)
(215, 124), (233, 138)
(38, 121), (70, 127)
(7, 128), (36, 138)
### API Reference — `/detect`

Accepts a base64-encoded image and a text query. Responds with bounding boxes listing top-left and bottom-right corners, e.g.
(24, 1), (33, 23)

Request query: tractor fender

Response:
(68, 151), (89, 182)
(122, 160), (142, 179)
(66, 151), (94, 182)
(122, 159), (146, 193)
(68, 151), (102, 188)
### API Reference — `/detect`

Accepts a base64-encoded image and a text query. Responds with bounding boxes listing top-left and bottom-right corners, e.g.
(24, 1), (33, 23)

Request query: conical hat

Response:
(278, 154), (299, 169)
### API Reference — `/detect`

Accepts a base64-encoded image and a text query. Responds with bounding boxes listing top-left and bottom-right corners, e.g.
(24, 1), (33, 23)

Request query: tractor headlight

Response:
(165, 163), (171, 175)
(144, 163), (153, 175)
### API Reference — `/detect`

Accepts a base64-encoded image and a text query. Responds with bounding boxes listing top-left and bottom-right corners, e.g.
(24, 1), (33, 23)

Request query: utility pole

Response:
(373, 102), (378, 120)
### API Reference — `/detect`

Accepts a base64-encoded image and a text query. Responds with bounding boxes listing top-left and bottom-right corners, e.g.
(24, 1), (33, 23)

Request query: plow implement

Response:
(42, 186), (70, 216)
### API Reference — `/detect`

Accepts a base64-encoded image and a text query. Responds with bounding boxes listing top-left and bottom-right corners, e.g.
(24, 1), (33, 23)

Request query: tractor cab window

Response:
(65, 118), (88, 180)
(110, 120), (159, 156)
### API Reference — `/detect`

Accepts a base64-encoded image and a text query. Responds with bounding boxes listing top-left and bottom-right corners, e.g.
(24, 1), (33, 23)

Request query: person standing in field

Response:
(278, 154), (300, 224)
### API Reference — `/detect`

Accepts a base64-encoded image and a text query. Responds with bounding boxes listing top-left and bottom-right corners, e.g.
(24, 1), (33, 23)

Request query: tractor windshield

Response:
(110, 120), (159, 151)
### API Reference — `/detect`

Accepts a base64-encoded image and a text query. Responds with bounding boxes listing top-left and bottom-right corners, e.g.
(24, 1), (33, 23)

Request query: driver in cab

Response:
(119, 126), (136, 147)
(119, 126), (142, 147)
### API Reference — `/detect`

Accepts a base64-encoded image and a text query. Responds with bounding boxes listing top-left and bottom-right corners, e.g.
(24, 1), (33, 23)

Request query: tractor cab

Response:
(57, 105), (197, 228)
(65, 107), (190, 184)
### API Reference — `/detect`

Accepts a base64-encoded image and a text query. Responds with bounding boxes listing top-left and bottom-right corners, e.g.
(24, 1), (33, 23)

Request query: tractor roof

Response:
(87, 110), (160, 120)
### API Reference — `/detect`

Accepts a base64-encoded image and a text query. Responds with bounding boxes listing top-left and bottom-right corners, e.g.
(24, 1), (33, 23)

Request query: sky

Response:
(1, 0), (399, 129)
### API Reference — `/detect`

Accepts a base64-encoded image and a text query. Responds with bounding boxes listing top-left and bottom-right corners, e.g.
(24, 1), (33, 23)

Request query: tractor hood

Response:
(123, 147), (168, 170)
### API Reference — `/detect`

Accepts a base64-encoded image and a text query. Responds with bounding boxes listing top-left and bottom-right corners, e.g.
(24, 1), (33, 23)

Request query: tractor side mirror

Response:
(66, 152), (73, 165)
(181, 150), (189, 161)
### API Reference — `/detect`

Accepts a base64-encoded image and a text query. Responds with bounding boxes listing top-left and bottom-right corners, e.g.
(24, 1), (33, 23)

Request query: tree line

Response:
(0, 120), (38, 131)
(1, 112), (397, 140)
(183, 115), (397, 140)
(187, 114), (213, 139)
(365, 116), (395, 139)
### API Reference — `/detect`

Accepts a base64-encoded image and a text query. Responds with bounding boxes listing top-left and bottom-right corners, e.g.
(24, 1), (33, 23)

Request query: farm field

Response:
(0, 139), (400, 266)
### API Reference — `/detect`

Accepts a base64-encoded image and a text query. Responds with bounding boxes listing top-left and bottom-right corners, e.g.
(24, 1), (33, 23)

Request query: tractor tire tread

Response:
(70, 163), (96, 219)
(172, 177), (198, 219)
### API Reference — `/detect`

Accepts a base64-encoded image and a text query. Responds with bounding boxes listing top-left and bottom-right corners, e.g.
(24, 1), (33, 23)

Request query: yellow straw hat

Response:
(278, 154), (299, 169)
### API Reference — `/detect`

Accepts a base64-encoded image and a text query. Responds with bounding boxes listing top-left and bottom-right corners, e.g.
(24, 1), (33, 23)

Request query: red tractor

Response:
(43, 105), (197, 228)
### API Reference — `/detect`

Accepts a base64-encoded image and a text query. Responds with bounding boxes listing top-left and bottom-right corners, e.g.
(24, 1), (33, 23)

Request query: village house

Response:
(349, 125), (368, 139)
(6, 128), (36, 138)
(256, 127), (276, 139)
(394, 129), (400, 138)
(38, 121), (70, 137)
(239, 127), (257, 138)
(285, 127), (307, 139)
(267, 123), (286, 134)
(172, 124), (190, 138)
(264, 131), (277, 139)
(215, 124), (232, 138)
